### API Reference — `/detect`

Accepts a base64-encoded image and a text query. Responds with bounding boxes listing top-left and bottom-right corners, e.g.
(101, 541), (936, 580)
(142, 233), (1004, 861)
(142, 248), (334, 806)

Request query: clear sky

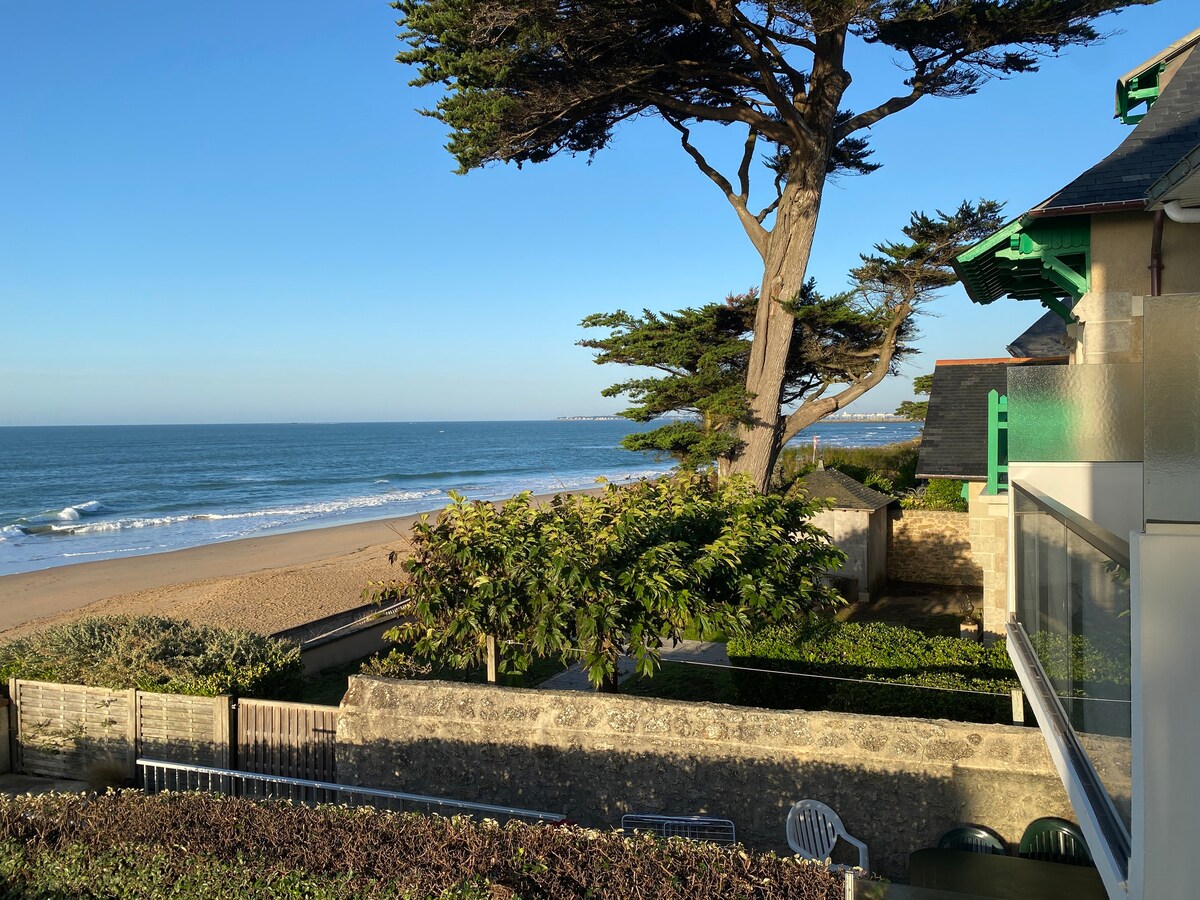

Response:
(2, 2), (1194, 425)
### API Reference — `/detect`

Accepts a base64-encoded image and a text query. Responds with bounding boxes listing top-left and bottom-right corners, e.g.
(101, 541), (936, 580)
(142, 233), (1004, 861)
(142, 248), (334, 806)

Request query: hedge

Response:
(0, 616), (304, 700)
(0, 792), (844, 900)
(727, 619), (1019, 723)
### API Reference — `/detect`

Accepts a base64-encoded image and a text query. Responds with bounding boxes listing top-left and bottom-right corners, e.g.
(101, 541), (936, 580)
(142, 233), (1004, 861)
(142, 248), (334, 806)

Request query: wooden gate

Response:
(236, 699), (337, 782)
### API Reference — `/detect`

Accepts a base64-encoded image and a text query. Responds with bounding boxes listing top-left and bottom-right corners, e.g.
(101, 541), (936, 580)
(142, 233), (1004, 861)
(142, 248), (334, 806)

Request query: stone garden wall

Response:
(337, 677), (1073, 878)
(887, 509), (983, 587)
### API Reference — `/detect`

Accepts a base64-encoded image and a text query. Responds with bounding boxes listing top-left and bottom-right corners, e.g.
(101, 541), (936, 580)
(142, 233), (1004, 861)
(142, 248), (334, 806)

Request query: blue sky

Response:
(1, 1), (1194, 425)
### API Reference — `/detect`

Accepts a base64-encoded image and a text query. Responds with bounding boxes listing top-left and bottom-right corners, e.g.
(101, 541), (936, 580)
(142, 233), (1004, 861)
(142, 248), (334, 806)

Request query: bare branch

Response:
(664, 115), (769, 257)
(647, 93), (791, 143)
(737, 128), (758, 200)
(779, 301), (912, 444)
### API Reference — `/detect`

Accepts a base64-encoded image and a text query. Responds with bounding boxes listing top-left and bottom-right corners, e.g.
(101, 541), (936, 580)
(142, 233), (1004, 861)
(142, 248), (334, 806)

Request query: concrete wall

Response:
(1007, 462), (1144, 541)
(887, 509), (982, 588)
(1160, 219), (1200, 295)
(1090, 215), (1152, 298)
(812, 507), (888, 600)
(337, 677), (1073, 878)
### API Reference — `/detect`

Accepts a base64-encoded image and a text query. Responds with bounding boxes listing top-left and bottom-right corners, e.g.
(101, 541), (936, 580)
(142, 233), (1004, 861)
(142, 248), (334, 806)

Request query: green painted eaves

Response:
(952, 215), (1090, 318)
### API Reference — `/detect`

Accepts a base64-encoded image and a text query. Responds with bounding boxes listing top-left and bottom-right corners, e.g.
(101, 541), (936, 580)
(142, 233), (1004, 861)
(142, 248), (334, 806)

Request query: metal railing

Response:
(620, 814), (736, 845)
(137, 758), (566, 824)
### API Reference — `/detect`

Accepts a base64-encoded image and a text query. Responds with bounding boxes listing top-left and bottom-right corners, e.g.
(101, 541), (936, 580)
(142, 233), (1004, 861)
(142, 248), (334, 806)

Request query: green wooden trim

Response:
(954, 216), (1089, 310)
(987, 390), (1009, 496)
(1117, 62), (1166, 125)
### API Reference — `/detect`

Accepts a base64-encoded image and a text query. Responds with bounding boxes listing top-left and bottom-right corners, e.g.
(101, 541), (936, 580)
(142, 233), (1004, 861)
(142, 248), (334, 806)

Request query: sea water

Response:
(0, 419), (920, 576)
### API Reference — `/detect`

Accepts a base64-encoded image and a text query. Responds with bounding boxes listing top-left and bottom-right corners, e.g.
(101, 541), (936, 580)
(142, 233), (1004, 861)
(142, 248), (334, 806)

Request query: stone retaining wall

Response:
(337, 677), (1073, 877)
(888, 509), (982, 587)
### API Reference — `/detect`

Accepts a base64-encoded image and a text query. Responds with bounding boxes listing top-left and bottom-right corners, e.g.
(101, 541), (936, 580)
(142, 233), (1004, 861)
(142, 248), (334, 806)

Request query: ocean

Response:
(0, 419), (920, 577)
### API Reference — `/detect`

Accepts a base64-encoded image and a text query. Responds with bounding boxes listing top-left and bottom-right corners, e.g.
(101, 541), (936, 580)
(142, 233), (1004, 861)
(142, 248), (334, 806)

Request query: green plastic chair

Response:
(1018, 817), (1094, 867)
(937, 825), (1007, 855)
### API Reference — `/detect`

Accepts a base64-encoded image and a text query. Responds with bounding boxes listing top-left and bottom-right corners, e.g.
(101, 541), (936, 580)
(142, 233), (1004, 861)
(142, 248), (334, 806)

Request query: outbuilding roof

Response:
(798, 465), (894, 511)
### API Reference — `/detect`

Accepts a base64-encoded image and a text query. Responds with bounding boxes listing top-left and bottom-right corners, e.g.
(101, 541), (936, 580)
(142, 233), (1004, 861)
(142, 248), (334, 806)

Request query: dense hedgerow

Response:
(0, 792), (844, 900)
(0, 616), (303, 699)
(728, 619), (1018, 723)
(774, 442), (920, 494)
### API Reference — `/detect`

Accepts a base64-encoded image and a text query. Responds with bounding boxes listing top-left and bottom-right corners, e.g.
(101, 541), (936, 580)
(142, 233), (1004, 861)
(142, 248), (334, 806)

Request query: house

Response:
(933, 27), (1200, 900)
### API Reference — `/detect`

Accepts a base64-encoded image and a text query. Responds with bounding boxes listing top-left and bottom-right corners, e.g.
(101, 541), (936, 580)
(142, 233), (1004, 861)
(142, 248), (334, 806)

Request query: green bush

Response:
(727, 619), (1018, 723)
(775, 441), (919, 493)
(0, 792), (845, 899)
(0, 616), (303, 699)
(899, 478), (968, 512)
(371, 473), (844, 691)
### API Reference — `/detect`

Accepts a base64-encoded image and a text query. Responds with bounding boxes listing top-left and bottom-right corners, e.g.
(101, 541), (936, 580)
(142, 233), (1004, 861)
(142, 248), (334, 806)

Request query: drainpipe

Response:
(1150, 209), (1165, 297)
(1164, 200), (1200, 224)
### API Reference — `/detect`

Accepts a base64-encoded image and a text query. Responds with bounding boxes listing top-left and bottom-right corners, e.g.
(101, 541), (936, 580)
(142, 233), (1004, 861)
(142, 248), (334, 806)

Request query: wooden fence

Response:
(8, 680), (335, 784)
(238, 698), (337, 783)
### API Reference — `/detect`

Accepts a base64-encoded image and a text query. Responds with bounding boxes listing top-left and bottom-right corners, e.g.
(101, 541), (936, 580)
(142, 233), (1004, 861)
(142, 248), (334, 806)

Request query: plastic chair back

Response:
(937, 825), (1007, 855)
(786, 799), (869, 871)
(1018, 817), (1094, 866)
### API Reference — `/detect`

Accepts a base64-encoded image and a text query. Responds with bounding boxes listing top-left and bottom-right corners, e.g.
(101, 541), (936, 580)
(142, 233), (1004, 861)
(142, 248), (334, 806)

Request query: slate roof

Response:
(1032, 43), (1200, 215)
(798, 466), (894, 511)
(1006, 308), (1073, 360)
(917, 359), (1065, 481)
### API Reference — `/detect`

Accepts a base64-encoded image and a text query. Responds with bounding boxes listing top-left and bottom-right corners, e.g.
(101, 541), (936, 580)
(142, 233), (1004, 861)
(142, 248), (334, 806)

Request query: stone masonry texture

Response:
(887, 510), (983, 587)
(337, 677), (1072, 878)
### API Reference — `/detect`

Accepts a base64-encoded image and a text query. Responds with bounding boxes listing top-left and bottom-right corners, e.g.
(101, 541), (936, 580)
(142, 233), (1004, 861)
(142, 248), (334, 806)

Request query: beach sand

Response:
(0, 514), (425, 640)
(0, 487), (609, 641)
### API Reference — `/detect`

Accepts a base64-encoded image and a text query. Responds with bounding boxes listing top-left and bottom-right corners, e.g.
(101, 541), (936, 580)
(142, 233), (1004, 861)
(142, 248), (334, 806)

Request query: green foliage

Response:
(0, 792), (845, 899)
(396, 0), (1141, 174)
(397, 0), (1143, 489)
(371, 474), (844, 691)
(0, 616), (303, 699)
(899, 479), (968, 512)
(580, 285), (897, 469)
(895, 373), (933, 421)
(728, 619), (1018, 723)
(1029, 631), (1131, 696)
(775, 441), (919, 493)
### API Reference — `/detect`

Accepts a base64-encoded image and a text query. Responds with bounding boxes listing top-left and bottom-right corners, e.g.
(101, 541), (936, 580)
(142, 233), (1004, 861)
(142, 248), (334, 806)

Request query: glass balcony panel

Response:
(1012, 483), (1131, 832)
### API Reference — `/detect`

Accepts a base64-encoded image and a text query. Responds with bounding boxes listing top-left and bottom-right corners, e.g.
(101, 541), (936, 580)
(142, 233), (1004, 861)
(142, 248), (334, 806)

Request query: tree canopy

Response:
(396, 0), (1152, 488)
(581, 201), (1002, 471)
(372, 474), (843, 691)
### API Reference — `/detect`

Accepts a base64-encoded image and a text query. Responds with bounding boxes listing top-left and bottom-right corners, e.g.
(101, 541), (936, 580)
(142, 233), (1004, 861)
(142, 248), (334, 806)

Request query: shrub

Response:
(0, 792), (845, 899)
(371, 473), (844, 691)
(0, 616), (303, 699)
(775, 441), (919, 493)
(899, 479), (968, 512)
(727, 619), (1018, 723)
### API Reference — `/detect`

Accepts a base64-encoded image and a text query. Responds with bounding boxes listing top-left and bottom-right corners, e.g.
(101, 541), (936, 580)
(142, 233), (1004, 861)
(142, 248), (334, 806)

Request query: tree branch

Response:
(664, 115), (769, 257)
(779, 301), (911, 444)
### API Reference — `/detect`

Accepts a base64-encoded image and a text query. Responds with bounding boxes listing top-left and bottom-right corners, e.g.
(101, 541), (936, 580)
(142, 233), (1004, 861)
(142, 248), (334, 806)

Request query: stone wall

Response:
(967, 484), (1010, 640)
(337, 677), (1072, 878)
(887, 509), (982, 587)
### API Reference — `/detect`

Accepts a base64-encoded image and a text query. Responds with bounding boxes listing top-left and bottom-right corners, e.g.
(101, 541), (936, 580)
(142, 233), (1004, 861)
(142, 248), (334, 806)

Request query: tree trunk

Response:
(730, 156), (828, 491)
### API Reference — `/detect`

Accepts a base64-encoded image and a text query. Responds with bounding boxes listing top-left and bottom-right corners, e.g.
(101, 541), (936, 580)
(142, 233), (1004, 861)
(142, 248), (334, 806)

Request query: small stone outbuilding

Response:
(798, 464), (893, 603)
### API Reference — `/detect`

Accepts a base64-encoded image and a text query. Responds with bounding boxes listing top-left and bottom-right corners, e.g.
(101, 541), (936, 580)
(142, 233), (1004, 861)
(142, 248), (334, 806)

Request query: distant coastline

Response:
(556, 416), (626, 421)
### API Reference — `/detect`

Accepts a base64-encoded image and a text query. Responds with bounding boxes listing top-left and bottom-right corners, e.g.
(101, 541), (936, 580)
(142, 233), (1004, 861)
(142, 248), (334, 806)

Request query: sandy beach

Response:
(0, 514), (427, 640)
(0, 487), (609, 641)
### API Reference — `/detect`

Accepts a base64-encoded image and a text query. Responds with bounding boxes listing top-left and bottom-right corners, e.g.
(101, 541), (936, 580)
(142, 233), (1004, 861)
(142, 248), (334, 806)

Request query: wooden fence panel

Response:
(136, 692), (233, 769)
(237, 699), (337, 783)
(11, 680), (132, 781)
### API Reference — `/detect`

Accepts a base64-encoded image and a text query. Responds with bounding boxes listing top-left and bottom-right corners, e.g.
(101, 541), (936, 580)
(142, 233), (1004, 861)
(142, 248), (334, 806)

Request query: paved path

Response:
(538, 640), (730, 692)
